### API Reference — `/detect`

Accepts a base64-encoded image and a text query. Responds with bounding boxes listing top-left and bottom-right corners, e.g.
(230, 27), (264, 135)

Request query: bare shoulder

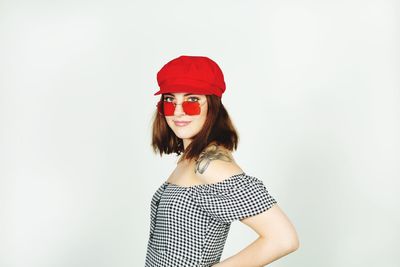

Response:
(194, 143), (244, 184)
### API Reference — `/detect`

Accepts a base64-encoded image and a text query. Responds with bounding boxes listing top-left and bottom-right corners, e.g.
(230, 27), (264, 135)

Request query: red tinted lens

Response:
(157, 101), (201, 116)
(182, 101), (201, 115)
(157, 101), (175, 116)
(163, 102), (175, 116)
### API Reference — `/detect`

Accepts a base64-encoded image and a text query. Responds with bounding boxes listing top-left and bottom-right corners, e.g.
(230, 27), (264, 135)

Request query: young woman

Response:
(145, 55), (299, 266)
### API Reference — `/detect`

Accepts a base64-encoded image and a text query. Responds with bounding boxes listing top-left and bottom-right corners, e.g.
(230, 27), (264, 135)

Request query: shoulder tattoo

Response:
(194, 144), (233, 174)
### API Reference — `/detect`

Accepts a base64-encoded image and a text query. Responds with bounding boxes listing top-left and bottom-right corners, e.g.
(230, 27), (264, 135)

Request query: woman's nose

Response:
(173, 102), (186, 116)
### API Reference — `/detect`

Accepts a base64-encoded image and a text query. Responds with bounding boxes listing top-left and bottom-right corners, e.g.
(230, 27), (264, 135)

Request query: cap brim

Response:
(154, 90), (163, 96)
(154, 84), (215, 96)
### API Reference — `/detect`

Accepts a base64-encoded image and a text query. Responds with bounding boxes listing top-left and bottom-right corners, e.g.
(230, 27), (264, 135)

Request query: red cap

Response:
(154, 55), (226, 97)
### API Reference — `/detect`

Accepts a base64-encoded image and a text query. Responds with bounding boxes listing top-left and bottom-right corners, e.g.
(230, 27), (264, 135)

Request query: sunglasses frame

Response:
(156, 99), (206, 116)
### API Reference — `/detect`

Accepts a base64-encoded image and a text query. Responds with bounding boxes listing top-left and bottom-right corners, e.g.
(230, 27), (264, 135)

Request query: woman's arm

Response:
(193, 146), (299, 266)
(213, 205), (299, 267)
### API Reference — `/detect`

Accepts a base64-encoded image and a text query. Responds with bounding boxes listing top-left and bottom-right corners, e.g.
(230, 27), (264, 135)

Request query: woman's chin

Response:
(175, 134), (193, 140)
(172, 128), (195, 137)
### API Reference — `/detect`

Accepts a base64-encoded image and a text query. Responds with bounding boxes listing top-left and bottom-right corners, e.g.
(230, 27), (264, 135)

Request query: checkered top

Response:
(145, 172), (277, 266)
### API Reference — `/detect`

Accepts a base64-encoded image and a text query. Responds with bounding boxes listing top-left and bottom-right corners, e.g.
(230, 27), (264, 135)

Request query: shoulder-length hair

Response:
(151, 94), (239, 162)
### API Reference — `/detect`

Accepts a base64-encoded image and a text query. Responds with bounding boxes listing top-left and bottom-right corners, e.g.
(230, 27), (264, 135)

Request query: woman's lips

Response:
(174, 121), (191, 126)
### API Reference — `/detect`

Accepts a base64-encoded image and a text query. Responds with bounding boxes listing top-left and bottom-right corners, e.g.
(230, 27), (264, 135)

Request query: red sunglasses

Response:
(156, 100), (201, 116)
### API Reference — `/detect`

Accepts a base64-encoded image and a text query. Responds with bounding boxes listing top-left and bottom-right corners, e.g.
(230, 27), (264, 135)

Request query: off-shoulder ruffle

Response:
(188, 172), (277, 224)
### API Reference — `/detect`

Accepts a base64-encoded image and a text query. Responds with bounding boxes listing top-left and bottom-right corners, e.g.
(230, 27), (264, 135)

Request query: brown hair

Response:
(151, 94), (239, 162)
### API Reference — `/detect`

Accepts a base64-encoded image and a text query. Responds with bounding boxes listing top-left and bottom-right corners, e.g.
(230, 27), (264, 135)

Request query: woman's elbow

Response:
(282, 234), (300, 253)
(288, 237), (300, 252)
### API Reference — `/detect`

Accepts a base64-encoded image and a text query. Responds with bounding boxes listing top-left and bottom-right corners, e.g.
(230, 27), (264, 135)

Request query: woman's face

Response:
(162, 92), (208, 146)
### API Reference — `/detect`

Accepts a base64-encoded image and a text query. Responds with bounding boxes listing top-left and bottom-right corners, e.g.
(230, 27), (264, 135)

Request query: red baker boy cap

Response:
(154, 55), (226, 98)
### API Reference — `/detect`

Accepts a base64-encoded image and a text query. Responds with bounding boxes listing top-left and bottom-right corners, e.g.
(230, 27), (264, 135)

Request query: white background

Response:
(1, 0), (399, 266)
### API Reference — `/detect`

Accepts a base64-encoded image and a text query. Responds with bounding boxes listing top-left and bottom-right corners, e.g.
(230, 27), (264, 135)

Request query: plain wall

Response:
(1, 0), (399, 266)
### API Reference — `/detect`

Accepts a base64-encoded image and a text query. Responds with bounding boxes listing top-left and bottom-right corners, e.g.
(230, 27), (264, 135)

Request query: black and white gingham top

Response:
(145, 172), (277, 267)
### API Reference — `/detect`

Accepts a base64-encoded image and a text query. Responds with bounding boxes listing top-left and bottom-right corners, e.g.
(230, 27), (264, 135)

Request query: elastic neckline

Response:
(163, 172), (246, 189)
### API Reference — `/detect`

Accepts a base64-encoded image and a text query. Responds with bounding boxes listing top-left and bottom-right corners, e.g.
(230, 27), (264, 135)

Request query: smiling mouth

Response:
(174, 121), (191, 126)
